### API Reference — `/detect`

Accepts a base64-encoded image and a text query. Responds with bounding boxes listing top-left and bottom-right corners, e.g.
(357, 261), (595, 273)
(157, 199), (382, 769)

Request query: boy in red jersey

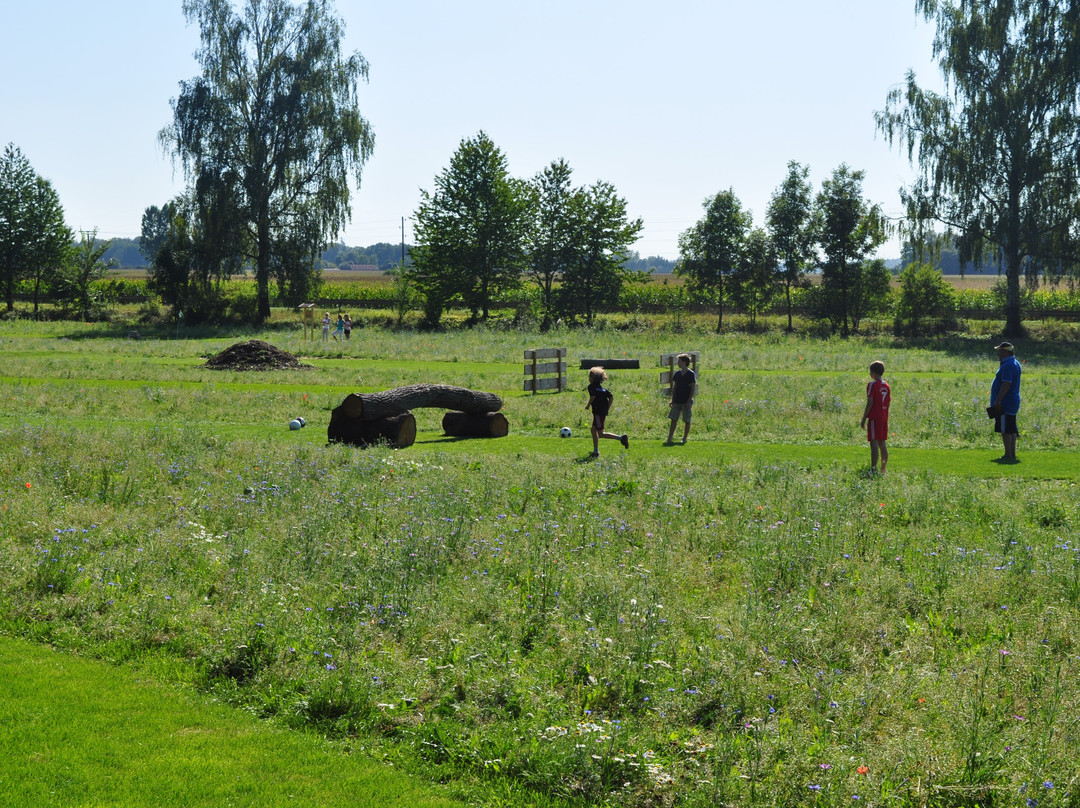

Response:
(860, 360), (891, 474)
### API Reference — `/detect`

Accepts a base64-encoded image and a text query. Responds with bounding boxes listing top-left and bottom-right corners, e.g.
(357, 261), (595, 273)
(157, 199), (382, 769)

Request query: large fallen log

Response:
(442, 411), (509, 438)
(341, 384), (502, 420)
(327, 407), (417, 448)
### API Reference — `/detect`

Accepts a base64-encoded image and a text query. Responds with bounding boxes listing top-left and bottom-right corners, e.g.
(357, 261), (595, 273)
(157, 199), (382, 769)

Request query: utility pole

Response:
(400, 217), (405, 268)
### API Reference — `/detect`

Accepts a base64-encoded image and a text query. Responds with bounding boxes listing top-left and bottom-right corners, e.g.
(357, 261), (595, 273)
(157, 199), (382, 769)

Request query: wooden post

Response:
(523, 348), (567, 394)
(659, 351), (699, 396)
(299, 303), (316, 340)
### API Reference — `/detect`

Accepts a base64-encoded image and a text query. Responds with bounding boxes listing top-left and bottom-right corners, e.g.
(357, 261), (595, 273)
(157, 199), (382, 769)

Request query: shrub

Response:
(896, 262), (958, 334)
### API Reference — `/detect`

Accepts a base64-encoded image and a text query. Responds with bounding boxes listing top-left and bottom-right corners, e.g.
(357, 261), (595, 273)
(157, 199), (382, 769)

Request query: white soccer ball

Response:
(289, 419), (302, 431)
(560, 426), (572, 438)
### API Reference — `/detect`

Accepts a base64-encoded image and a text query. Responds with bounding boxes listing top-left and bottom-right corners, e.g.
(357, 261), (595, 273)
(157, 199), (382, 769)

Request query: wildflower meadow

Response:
(2, 320), (1080, 807)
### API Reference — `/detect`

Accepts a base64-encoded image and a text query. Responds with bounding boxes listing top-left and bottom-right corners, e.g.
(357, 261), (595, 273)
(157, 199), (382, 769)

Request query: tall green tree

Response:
(0, 144), (71, 313)
(143, 191), (244, 321)
(144, 199), (194, 311)
(527, 159), (578, 330)
(139, 202), (176, 266)
(54, 230), (113, 321)
(815, 165), (888, 337)
(160, 0), (374, 321)
(876, 0), (1080, 337)
(731, 228), (780, 329)
(676, 189), (751, 332)
(847, 258), (894, 334)
(557, 181), (643, 326)
(766, 161), (817, 330)
(410, 132), (530, 326)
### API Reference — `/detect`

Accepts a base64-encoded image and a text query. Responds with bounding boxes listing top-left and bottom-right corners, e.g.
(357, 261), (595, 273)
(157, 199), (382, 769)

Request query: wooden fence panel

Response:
(659, 351), (699, 396)
(524, 348), (567, 394)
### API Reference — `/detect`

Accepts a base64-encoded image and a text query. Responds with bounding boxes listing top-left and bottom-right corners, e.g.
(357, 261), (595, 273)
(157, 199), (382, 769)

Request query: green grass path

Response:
(411, 435), (1080, 479)
(0, 636), (463, 808)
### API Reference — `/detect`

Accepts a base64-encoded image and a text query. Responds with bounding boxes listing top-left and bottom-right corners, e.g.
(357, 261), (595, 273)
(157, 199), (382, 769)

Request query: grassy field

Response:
(2, 320), (1080, 807)
(0, 635), (464, 807)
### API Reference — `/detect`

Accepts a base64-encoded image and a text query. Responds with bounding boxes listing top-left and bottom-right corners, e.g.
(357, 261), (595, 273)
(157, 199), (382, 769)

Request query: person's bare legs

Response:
(591, 420), (624, 456)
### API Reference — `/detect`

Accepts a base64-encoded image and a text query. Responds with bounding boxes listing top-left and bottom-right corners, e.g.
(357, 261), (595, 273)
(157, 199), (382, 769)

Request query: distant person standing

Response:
(321, 312), (331, 341)
(665, 353), (697, 444)
(860, 360), (891, 474)
(343, 314), (353, 340)
(332, 314), (345, 341)
(989, 341), (1021, 462)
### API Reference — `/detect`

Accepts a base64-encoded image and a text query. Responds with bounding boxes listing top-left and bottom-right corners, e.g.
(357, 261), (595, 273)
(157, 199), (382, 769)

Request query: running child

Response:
(586, 366), (629, 458)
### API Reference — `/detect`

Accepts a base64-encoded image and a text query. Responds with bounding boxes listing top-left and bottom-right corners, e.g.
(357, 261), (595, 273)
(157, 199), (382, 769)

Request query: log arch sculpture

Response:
(327, 384), (506, 448)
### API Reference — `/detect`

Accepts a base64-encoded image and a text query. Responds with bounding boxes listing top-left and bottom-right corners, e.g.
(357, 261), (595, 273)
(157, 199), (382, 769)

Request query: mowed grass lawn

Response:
(3, 321), (1080, 807)
(0, 636), (464, 808)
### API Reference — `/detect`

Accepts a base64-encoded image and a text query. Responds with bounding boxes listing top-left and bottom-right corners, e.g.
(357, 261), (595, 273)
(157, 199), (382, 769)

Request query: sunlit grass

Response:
(0, 636), (464, 808)
(3, 321), (1080, 807)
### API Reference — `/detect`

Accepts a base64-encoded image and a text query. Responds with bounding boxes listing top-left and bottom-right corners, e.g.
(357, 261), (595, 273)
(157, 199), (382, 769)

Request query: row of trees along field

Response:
(6, 0), (1080, 335)
(408, 135), (643, 330)
(403, 139), (892, 336)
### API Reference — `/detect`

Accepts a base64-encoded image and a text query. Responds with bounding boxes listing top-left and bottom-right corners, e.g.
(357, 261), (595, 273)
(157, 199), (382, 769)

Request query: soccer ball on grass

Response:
(559, 426), (572, 438)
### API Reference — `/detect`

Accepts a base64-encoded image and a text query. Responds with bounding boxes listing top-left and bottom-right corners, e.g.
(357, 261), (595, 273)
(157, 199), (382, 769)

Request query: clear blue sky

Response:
(1, 1), (941, 260)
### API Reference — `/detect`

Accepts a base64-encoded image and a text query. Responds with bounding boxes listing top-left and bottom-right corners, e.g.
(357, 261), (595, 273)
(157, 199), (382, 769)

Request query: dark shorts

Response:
(668, 401), (692, 423)
(994, 414), (1019, 435)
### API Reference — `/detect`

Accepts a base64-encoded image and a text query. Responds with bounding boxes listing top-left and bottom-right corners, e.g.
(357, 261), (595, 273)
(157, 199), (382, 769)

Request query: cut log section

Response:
(579, 359), (640, 370)
(327, 406), (417, 448)
(442, 411), (509, 438)
(341, 384), (503, 420)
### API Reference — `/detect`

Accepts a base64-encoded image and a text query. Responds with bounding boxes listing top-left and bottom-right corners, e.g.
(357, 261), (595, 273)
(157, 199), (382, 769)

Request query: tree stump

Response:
(341, 384), (502, 420)
(442, 411), (509, 438)
(327, 406), (416, 448)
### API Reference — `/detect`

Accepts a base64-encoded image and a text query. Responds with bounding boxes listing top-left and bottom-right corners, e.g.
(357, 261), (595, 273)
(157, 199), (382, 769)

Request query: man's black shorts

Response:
(994, 414), (1019, 435)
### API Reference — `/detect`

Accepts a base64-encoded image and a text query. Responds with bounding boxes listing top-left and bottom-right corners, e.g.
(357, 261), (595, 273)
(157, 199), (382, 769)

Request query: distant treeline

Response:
(322, 242), (409, 270)
(102, 238), (680, 273)
(623, 252), (676, 273)
(102, 238), (146, 268)
(902, 246), (1008, 276)
(102, 238), (412, 271)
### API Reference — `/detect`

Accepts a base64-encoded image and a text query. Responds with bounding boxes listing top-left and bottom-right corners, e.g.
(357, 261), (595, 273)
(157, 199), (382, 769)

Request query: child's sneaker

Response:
(589, 451), (599, 458)
(620, 434), (629, 449)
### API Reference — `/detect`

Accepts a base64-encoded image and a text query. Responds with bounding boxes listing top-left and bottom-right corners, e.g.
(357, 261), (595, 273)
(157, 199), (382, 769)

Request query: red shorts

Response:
(866, 418), (888, 442)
